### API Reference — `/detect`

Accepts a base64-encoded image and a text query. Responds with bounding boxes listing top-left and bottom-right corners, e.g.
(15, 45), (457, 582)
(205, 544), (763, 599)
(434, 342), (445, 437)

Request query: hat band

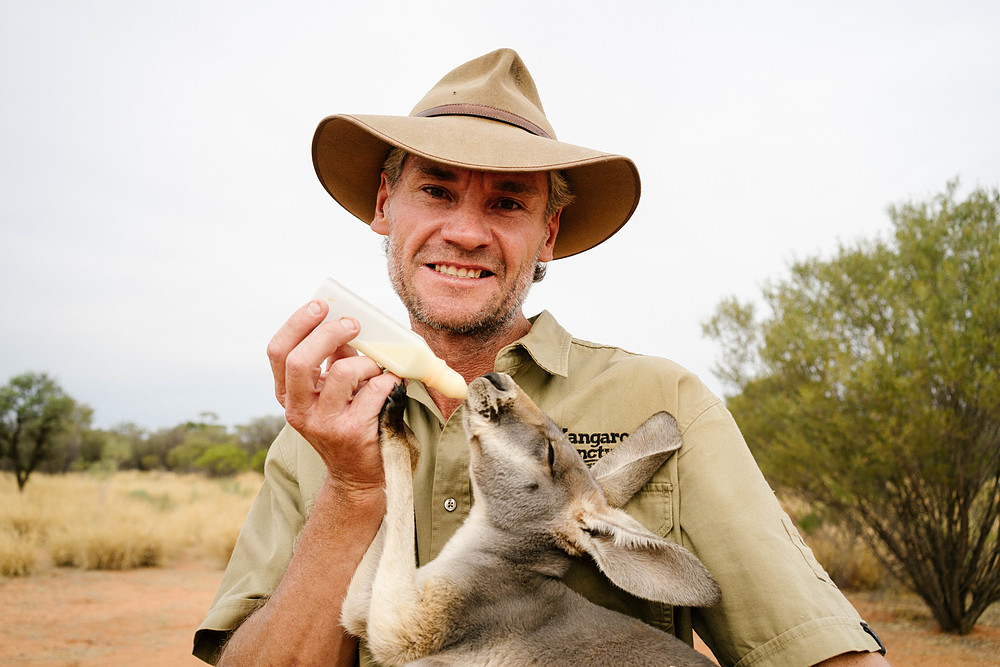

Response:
(414, 103), (552, 139)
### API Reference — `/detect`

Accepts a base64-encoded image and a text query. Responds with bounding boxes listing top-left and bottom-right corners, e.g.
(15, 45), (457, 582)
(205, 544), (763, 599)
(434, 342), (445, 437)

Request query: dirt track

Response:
(2, 561), (999, 666)
(2, 561), (214, 666)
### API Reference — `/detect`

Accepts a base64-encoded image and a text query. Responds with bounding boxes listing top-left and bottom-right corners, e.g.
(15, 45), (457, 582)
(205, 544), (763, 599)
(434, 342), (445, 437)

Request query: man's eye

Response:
(423, 186), (448, 198)
(497, 199), (522, 211)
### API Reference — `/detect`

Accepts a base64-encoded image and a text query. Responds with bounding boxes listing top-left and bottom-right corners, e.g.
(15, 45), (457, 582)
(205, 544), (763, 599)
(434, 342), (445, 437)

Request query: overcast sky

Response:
(2, 1), (999, 431)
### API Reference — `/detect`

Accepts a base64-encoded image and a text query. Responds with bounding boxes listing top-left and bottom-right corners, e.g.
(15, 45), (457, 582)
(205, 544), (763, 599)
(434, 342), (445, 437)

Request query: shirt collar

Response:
(406, 310), (572, 421)
(496, 310), (571, 378)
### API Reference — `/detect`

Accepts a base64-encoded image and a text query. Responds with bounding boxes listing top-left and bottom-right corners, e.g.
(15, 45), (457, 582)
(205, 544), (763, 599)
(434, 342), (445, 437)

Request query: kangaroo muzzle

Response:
(466, 372), (519, 422)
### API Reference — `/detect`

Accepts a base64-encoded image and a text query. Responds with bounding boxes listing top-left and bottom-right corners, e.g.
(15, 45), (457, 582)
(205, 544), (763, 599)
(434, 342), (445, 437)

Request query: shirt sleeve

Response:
(192, 425), (310, 664)
(675, 401), (882, 666)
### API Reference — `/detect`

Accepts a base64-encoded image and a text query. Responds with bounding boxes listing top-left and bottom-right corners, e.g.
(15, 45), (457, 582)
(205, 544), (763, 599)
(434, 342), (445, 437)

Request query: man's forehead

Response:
(405, 155), (547, 193)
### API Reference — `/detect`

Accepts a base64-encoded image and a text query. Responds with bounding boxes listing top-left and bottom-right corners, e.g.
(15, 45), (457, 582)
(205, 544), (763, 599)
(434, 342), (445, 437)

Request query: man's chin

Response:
(413, 305), (516, 339)
(392, 275), (529, 338)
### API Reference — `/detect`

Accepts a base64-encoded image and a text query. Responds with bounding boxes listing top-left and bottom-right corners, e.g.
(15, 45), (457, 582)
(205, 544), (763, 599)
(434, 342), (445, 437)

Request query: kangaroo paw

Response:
(379, 381), (408, 436)
(378, 381), (420, 470)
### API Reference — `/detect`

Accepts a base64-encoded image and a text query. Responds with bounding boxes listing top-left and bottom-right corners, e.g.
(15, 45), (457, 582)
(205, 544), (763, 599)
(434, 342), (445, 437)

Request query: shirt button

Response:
(443, 498), (457, 512)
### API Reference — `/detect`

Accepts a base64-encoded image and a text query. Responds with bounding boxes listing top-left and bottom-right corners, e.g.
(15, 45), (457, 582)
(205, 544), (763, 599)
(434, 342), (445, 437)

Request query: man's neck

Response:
(412, 313), (532, 419)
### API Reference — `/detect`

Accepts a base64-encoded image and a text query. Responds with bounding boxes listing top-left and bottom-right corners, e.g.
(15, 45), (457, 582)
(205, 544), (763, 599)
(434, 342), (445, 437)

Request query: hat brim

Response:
(312, 113), (640, 259)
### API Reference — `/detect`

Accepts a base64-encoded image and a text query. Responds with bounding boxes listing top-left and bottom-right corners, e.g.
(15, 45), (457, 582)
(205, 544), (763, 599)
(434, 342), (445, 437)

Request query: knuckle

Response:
(282, 405), (308, 431)
(326, 357), (372, 390)
(325, 359), (353, 382)
(284, 349), (315, 375)
(265, 339), (283, 362)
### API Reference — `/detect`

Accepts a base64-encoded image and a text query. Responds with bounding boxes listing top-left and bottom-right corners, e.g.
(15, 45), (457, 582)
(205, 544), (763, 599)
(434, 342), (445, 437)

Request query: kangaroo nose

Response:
(484, 373), (507, 390)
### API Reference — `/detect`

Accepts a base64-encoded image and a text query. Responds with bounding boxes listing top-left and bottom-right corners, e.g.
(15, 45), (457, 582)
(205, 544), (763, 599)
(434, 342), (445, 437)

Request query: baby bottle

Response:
(312, 277), (468, 400)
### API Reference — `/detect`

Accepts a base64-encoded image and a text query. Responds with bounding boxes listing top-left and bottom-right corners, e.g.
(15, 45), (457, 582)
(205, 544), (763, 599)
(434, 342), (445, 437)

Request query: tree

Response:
(165, 416), (233, 473)
(105, 422), (151, 470)
(197, 443), (250, 477)
(0, 372), (83, 491)
(703, 181), (1000, 634)
(235, 414), (284, 472)
(235, 414), (284, 454)
(44, 402), (97, 473)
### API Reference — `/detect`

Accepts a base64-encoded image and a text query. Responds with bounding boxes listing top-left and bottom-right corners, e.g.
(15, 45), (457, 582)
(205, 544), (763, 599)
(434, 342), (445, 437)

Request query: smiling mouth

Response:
(431, 264), (492, 279)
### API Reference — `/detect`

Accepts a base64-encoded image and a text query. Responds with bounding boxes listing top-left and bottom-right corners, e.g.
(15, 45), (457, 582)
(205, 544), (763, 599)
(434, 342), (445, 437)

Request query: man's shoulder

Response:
(533, 312), (706, 386)
(533, 332), (722, 430)
(565, 334), (706, 390)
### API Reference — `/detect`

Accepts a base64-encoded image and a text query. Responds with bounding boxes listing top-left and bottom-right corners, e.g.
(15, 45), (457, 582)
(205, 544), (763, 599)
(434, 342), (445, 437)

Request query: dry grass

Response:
(777, 493), (890, 592)
(0, 472), (894, 591)
(0, 470), (262, 576)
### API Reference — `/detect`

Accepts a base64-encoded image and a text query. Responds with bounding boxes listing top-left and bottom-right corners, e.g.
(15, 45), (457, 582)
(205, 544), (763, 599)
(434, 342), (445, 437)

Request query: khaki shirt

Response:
(194, 311), (881, 666)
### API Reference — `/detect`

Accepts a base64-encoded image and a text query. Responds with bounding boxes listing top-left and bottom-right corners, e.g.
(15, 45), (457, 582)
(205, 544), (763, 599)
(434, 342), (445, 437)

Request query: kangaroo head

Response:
(463, 373), (602, 540)
(462, 373), (721, 608)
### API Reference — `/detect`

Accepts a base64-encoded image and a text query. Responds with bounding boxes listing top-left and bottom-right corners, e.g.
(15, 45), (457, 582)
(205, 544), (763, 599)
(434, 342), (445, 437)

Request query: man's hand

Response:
(219, 301), (396, 667)
(267, 299), (400, 492)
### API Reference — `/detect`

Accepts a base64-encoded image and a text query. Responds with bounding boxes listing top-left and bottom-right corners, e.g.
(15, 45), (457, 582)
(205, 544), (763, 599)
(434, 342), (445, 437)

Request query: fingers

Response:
(304, 354), (380, 415)
(285, 318), (367, 411)
(267, 300), (360, 407)
(348, 371), (402, 420)
(268, 300), (400, 436)
(266, 299), (404, 487)
(267, 300), (326, 405)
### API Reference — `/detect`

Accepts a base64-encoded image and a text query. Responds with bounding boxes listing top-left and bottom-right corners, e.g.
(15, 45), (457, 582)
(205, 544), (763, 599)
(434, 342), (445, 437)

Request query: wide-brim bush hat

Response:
(312, 48), (641, 259)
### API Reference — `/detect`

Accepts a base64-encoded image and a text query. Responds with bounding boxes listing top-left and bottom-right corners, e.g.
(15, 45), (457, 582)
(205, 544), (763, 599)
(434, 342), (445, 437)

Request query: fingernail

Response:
(307, 300), (322, 315)
(339, 317), (358, 331)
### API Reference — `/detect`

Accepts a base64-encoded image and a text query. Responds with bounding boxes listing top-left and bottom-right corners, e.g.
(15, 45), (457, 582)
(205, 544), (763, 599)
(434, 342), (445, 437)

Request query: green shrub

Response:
(197, 444), (249, 477)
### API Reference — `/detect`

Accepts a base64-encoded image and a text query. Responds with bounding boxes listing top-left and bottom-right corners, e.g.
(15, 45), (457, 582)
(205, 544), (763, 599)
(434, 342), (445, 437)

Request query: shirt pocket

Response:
(564, 480), (677, 635)
(621, 482), (674, 537)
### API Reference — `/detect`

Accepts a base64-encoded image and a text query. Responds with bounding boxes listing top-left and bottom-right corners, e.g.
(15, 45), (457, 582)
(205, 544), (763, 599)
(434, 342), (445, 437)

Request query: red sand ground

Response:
(2, 560), (999, 666)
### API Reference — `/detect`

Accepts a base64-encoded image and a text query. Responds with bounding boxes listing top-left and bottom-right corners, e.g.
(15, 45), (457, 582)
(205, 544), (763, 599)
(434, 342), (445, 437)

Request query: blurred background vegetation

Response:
(0, 371), (282, 487)
(0, 373), (275, 579)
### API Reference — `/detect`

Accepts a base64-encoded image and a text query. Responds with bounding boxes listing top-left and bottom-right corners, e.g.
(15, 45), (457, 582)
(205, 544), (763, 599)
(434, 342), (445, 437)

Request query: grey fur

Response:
(342, 373), (720, 666)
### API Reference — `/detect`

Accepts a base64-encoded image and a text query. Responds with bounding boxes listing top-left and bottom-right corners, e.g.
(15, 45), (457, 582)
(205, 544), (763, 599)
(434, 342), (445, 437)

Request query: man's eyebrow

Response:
(495, 179), (541, 196)
(416, 163), (458, 182)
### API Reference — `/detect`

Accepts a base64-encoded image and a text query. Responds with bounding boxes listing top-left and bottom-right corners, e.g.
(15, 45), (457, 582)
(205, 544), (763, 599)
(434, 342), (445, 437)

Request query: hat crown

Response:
(409, 48), (557, 140)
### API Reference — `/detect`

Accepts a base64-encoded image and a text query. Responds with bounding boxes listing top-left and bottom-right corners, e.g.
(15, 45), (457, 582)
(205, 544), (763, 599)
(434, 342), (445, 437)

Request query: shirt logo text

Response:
(562, 429), (630, 466)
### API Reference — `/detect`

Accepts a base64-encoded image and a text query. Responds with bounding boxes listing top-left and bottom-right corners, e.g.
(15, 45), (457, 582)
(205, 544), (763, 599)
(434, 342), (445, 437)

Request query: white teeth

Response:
(434, 264), (483, 279)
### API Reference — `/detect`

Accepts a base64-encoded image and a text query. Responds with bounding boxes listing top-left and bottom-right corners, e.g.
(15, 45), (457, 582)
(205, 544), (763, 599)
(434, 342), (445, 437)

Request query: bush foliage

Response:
(704, 181), (1000, 634)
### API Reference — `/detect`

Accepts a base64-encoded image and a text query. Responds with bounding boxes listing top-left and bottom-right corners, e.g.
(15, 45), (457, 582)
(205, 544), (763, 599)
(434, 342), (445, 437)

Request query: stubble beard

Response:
(383, 217), (540, 343)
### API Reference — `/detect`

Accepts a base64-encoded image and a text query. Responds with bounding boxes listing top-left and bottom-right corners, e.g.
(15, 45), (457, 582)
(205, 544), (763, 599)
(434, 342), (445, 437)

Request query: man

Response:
(194, 49), (888, 666)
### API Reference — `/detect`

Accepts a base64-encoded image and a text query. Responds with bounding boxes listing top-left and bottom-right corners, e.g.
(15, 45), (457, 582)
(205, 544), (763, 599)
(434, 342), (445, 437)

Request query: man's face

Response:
(372, 156), (560, 338)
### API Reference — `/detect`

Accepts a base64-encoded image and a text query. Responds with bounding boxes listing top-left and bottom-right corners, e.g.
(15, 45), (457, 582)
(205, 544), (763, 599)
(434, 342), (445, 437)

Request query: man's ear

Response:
(371, 171), (391, 236)
(537, 208), (561, 263)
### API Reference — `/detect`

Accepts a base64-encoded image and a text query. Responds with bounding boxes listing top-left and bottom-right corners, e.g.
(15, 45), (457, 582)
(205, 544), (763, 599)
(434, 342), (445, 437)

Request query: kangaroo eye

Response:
(547, 441), (556, 471)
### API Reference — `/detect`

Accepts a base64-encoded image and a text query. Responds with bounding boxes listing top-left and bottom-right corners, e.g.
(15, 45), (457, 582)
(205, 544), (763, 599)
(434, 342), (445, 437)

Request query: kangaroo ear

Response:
(577, 508), (721, 607)
(591, 412), (682, 508)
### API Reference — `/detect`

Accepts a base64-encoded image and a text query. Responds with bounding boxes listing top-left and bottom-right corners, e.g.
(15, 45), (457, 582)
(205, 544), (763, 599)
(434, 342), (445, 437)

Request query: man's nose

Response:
(439, 202), (492, 249)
